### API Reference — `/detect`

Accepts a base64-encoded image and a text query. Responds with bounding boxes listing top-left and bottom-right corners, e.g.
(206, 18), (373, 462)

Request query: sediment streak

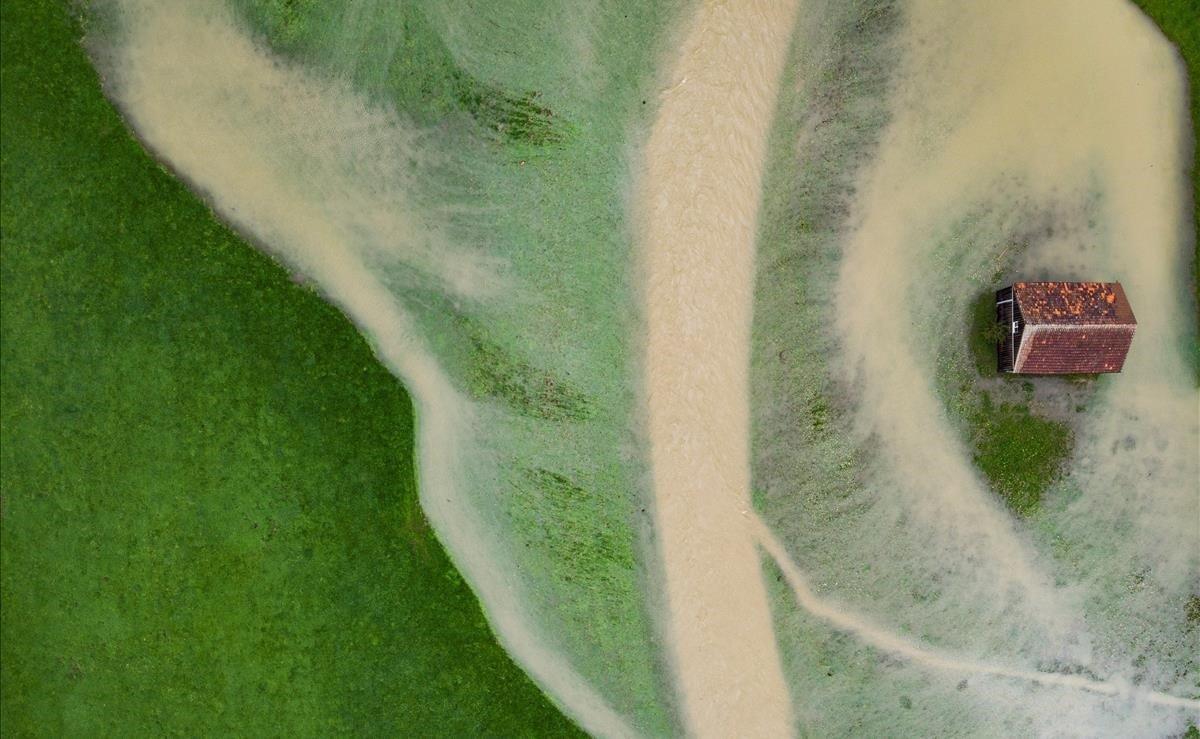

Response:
(748, 513), (1200, 713)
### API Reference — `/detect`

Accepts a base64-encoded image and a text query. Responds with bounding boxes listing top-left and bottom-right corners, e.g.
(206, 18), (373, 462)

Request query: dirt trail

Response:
(635, 1), (801, 736)
(749, 513), (1200, 713)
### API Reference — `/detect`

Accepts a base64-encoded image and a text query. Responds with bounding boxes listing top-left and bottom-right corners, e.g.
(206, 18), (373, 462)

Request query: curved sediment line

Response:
(828, 0), (1199, 672)
(748, 513), (1200, 713)
(292, 256), (643, 739)
(331, 271), (641, 739)
(636, 1), (801, 736)
(85, 3), (638, 736)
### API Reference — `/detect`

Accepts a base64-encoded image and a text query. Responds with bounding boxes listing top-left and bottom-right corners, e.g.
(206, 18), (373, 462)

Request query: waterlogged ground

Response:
(62, 0), (1199, 735)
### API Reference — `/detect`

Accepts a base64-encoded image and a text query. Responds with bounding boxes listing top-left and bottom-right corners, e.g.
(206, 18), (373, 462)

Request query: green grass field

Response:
(2, 0), (1196, 735)
(0, 1), (579, 735)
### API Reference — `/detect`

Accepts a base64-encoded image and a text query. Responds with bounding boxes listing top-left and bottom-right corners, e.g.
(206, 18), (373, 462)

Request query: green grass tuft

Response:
(460, 316), (594, 421)
(968, 290), (1002, 377)
(969, 396), (1074, 516)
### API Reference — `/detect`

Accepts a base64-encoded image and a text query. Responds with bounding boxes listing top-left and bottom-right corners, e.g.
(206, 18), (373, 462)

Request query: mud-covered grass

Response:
(509, 469), (637, 582)
(458, 316), (594, 421)
(769, 1), (1196, 730)
(1131, 0), (1199, 376)
(234, 0), (570, 149)
(0, 1), (581, 735)
(81, 0), (683, 733)
(1073, 15), (1200, 736)
(751, 2), (998, 732)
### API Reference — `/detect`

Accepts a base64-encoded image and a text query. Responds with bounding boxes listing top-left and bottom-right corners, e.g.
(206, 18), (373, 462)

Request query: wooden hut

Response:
(995, 281), (1136, 374)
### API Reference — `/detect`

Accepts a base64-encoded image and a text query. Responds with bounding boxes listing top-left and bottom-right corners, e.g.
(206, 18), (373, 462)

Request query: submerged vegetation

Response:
(459, 316), (594, 422)
(0, 1), (580, 734)
(1130, 0), (1199, 375)
(457, 85), (565, 147)
(235, 0), (569, 149)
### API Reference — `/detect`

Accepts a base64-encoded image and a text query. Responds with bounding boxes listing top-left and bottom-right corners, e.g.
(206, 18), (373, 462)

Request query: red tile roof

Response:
(1013, 281), (1136, 325)
(1011, 281), (1136, 374)
(1014, 325), (1135, 374)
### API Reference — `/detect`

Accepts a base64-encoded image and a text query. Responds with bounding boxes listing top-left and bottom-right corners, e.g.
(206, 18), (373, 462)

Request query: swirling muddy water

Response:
(836, 0), (1198, 688)
(85, 0), (1196, 735)
(755, 0), (1197, 734)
